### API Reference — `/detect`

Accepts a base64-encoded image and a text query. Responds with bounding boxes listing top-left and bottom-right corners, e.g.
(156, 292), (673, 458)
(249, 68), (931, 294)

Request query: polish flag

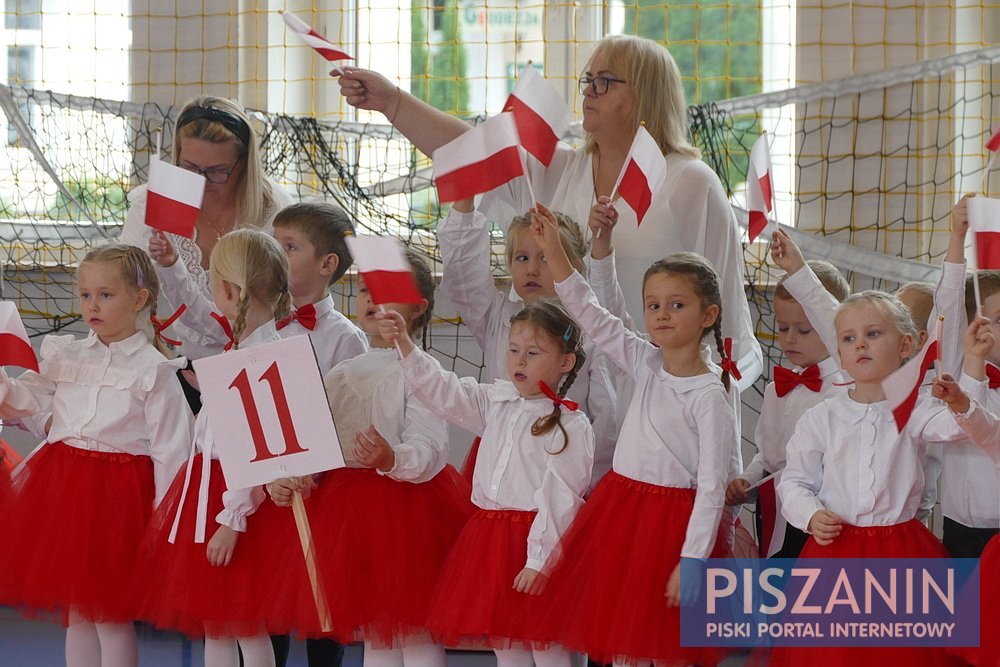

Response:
(282, 12), (353, 63)
(609, 125), (665, 225)
(968, 196), (1000, 269)
(746, 133), (774, 242)
(345, 236), (424, 305)
(987, 124), (1000, 152)
(0, 301), (38, 372)
(503, 65), (571, 167)
(881, 337), (939, 432)
(433, 113), (525, 203)
(145, 156), (205, 238)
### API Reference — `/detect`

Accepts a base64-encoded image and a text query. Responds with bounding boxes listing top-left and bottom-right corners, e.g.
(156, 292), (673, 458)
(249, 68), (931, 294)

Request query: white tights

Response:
(363, 639), (448, 667)
(204, 634), (275, 667)
(65, 610), (138, 667)
(495, 645), (573, 667)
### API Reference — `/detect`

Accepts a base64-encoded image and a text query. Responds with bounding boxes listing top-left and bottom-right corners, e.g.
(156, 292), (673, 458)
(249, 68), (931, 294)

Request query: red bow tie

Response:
(720, 337), (742, 381)
(987, 363), (1000, 390)
(774, 363), (823, 397)
(150, 304), (187, 347)
(538, 381), (579, 412)
(276, 303), (318, 331)
(210, 312), (235, 351)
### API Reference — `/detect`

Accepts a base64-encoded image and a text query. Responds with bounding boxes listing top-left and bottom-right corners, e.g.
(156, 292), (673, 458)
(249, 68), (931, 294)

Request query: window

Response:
(5, 0), (41, 31)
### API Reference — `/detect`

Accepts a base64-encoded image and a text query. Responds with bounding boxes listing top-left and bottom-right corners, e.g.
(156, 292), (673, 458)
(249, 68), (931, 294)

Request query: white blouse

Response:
(480, 144), (763, 390)
(0, 331), (193, 504)
(778, 391), (969, 531)
(554, 270), (735, 559)
(169, 321), (279, 543)
(400, 347), (594, 571)
(119, 182), (293, 359)
(437, 207), (617, 486)
(323, 347), (449, 483)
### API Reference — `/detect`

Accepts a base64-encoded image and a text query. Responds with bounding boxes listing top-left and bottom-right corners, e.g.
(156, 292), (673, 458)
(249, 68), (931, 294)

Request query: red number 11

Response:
(228, 361), (308, 462)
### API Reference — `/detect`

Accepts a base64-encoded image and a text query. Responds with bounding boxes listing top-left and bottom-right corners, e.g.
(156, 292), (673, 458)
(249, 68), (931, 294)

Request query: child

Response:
(134, 229), (293, 667)
(379, 296), (594, 667)
(773, 290), (972, 667)
(0, 244), (194, 667)
(438, 197), (616, 487)
(266, 251), (473, 666)
(931, 193), (1000, 558)
(726, 259), (849, 559)
(525, 205), (735, 666)
(148, 200), (368, 376)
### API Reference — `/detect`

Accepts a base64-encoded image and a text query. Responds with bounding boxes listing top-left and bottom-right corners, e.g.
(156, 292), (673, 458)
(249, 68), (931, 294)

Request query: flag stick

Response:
(154, 126), (162, 160)
(291, 489), (332, 632)
(972, 234), (984, 316)
(519, 146), (537, 209)
(934, 315), (944, 377)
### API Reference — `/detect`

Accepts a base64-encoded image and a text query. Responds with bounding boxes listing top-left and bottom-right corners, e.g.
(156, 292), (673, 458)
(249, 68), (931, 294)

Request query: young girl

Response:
(378, 297), (594, 667)
(525, 205), (734, 665)
(0, 244), (194, 667)
(133, 228), (293, 667)
(439, 197), (616, 488)
(772, 291), (974, 667)
(266, 251), (473, 667)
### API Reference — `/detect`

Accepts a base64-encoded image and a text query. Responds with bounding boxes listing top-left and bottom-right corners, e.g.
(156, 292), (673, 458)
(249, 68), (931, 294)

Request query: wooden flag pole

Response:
(291, 489), (332, 632)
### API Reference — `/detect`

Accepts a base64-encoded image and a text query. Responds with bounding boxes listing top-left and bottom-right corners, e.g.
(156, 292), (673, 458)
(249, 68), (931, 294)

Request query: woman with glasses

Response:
(120, 96), (293, 364)
(337, 34), (761, 391)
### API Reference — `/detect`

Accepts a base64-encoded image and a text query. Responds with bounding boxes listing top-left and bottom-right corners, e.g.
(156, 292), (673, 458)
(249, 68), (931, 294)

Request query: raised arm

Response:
(153, 249), (230, 348)
(773, 230), (841, 365)
(337, 67), (471, 157)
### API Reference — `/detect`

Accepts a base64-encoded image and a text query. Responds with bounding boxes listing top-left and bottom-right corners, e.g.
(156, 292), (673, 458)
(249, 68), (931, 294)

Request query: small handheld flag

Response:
(145, 156), (205, 238)
(432, 113), (525, 204)
(282, 12), (353, 75)
(0, 301), (37, 372)
(608, 125), (665, 226)
(881, 337), (939, 432)
(345, 236), (424, 306)
(746, 132), (775, 242)
(503, 65), (571, 167)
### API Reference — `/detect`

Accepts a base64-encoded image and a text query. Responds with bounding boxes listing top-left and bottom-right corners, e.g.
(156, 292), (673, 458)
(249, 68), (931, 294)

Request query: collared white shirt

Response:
(779, 392), (969, 531)
(120, 183), (293, 360)
(555, 270), (735, 559)
(169, 321), (279, 542)
(324, 347), (449, 483)
(480, 144), (763, 391)
(401, 347), (594, 571)
(282, 293), (368, 377)
(438, 207), (618, 488)
(0, 331), (193, 504)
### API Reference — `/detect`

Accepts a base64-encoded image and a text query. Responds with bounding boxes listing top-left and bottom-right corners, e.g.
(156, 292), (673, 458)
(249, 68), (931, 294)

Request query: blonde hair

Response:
(835, 291), (918, 340)
(583, 35), (699, 159)
(210, 228), (292, 348)
(775, 260), (850, 303)
(173, 96), (278, 231)
(80, 244), (170, 356)
(894, 282), (934, 333)
(506, 210), (589, 274)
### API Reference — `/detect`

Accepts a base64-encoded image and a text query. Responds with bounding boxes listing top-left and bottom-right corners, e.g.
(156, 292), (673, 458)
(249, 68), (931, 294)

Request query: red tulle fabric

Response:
(459, 436), (481, 487)
(0, 442), (154, 625)
(951, 533), (999, 666)
(424, 508), (555, 649)
(522, 471), (725, 666)
(762, 520), (958, 667)
(133, 455), (293, 639)
(268, 465), (473, 646)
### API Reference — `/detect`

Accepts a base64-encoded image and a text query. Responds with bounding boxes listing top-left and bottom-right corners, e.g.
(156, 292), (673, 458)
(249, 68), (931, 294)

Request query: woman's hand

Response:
(337, 67), (400, 117)
(148, 231), (178, 268)
(353, 425), (396, 472)
(206, 524), (239, 567)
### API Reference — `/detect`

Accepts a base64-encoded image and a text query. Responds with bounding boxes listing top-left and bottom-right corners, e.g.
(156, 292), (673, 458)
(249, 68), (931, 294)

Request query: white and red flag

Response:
(881, 336), (939, 432)
(282, 12), (353, 66)
(144, 156), (205, 239)
(609, 125), (665, 226)
(345, 236), (423, 305)
(432, 113), (525, 203)
(503, 65), (571, 167)
(987, 123), (1000, 153)
(0, 301), (37, 372)
(746, 133), (774, 242)
(968, 196), (1000, 270)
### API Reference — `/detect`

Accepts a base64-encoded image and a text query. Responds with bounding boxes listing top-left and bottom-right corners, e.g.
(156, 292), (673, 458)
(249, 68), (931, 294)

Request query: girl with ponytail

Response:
(378, 295), (594, 667)
(524, 204), (736, 666)
(134, 228), (292, 667)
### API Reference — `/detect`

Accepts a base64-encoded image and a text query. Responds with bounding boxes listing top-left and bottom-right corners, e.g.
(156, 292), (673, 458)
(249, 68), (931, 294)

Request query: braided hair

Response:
(404, 249), (436, 350)
(510, 298), (586, 455)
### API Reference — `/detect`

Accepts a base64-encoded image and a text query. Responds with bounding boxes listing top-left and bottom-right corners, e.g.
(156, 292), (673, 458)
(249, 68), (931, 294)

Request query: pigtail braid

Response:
(712, 319), (730, 392)
(231, 291), (250, 350)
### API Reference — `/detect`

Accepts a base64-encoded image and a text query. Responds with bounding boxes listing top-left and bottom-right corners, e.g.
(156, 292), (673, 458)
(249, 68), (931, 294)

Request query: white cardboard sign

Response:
(194, 334), (344, 488)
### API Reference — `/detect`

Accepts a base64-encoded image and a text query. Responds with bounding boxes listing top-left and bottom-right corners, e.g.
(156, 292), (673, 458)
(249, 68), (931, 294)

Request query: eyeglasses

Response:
(180, 161), (239, 185)
(579, 74), (627, 96)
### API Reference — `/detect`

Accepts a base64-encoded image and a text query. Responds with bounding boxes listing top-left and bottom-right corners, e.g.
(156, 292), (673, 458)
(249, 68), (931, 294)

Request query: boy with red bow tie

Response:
(150, 201), (367, 376)
(726, 239), (850, 558)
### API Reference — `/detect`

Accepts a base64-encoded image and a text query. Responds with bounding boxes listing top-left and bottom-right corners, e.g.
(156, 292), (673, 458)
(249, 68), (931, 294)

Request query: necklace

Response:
(198, 217), (232, 241)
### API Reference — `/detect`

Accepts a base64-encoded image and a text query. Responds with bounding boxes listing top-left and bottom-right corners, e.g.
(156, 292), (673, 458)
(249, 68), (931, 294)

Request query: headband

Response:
(175, 104), (252, 148)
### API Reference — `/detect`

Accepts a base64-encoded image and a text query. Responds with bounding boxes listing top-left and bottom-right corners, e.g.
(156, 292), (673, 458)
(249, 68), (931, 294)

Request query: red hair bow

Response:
(150, 304), (187, 347)
(720, 337), (742, 381)
(210, 312), (235, 351)
(538, 381), (579, 411)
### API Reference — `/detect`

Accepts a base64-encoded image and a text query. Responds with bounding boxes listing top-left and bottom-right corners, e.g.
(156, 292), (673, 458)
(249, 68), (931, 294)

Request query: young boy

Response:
(149, 201), (368, 376)
(727, 249), (850, 558)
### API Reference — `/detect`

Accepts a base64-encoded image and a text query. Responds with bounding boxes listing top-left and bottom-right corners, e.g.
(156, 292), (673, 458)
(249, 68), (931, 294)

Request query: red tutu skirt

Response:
(0, 441), (154, 624)
(764, 520), (957, 667)
(524, 470), (724, 665)
(133, 454), (292, 639)
(425, 507), (555, 649)
(951, 533), (1000, 666)
(269, 465), (473, 646)
(459, 436), (481, 487)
